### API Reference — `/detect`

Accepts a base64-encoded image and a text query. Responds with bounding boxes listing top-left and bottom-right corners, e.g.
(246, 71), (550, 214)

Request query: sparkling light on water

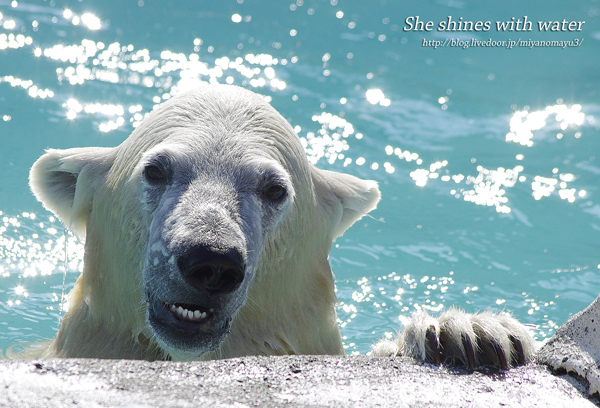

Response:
(0, 213), (83, 280)
(0, 211), (84, 333)
(9, 31), (298, 132)
(461, 166), (523, 213)
(365, 88), (391, 107)
(0, 75), (54, 99)
(2, 20), (15, 30)
(0, 33), (31, 50)
(506, 104), (585, 146)
(62, 9), (102, 30)
(301, 112), (354, 165)
(80, 13), (102, 30)
(380, 101), (592, 213)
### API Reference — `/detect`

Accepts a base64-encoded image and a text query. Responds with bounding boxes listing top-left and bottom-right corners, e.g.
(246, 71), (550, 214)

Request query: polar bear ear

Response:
(29, 147), (115, 237)
(313, 169), (381, 239)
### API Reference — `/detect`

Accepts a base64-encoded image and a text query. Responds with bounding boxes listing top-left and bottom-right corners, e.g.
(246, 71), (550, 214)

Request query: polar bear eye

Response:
(264, 184), (286, 201)
(144, 164), (167, 182)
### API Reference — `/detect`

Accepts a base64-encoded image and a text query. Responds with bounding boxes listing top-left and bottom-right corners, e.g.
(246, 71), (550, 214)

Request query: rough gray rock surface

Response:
(538, 294), (600, 398)
(0, 356), (595, 407)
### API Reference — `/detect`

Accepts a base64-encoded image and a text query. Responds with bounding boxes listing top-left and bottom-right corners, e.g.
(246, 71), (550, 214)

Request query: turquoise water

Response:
(0, 0), (599, 355)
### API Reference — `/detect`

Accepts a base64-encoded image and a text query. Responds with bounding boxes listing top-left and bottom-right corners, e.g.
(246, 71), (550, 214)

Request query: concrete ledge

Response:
(1, 356), (596, 407)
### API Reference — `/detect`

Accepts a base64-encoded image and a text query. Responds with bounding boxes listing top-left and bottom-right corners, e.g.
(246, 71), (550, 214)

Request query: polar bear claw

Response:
(372, 308), (536, 369)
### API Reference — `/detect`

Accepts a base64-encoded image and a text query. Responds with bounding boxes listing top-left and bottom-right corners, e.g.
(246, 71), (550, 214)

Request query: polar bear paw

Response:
(372, 308), (536, 370)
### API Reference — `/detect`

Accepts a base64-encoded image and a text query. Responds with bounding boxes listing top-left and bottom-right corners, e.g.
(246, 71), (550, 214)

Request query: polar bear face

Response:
(137, 117), (295, 357)
(29, 85), (380, 359)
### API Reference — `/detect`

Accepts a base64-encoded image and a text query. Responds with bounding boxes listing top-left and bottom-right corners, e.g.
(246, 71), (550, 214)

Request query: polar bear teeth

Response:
(168, 304), (212, 322)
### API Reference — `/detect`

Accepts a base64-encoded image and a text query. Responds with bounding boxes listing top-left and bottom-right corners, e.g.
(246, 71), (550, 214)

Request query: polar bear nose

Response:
(177, 246), (245, 295)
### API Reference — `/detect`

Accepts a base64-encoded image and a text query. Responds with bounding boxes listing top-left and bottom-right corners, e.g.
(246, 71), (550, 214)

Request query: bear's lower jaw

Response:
(146, 297), (231, 355)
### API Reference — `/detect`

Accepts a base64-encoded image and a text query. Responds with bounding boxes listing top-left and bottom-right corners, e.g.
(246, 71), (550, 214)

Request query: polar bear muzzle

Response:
(146, 245), (247, 350)
(144, 242), (249, 356)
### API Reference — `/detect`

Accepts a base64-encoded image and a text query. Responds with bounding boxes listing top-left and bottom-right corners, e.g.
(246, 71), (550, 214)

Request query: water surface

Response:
(1, 0), (599, 355)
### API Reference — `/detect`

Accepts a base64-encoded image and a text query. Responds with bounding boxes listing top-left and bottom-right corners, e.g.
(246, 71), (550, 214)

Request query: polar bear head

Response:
(30, 85), (380, 360)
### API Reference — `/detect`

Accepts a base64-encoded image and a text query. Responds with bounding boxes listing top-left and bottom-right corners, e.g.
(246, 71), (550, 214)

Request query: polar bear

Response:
(29, 84), (535, 367)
